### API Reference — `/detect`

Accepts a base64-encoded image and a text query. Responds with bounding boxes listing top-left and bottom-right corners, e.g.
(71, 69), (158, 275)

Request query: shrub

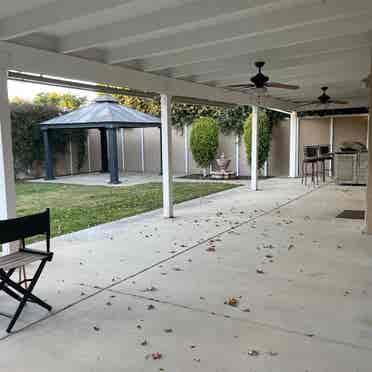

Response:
(243, 110), (271, 169)
(11, 103), (60, 175)
(11, 101), (87, 177)
(190, 116), (219, 175)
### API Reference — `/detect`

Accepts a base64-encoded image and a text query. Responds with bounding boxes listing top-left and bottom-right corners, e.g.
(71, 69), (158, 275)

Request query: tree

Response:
(243, 110), (271, 170)
(218, 105), (251, 135)
(114, 94), (161, 116)
(11, 93), (88, 177)
(190, 117), (219, 176)
(11, 102), (60, 175)
(34, 92), (87, 111)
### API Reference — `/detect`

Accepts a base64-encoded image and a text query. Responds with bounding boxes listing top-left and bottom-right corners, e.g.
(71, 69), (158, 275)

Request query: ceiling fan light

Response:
(253, 87), (268, 96)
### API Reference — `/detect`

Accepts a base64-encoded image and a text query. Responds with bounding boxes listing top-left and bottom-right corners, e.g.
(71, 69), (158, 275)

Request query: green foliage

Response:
(114, 94), (161, 116)
(11, 93), (87, 177)
(109, 90), (286, 136)
(113, 92), (223, 132)
(33, 92), (87, 110)
(219, 105), (251, 135)
(190, 117), (219, 170)
(172, 103), (223, 131)
(11, 102), (60, 175)
(243, 110), (271, 169)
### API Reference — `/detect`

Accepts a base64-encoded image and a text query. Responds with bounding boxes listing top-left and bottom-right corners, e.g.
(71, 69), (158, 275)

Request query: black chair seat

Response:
(0, 251), (46, 272)
(0, 209), (53, 333)
(303, 157), (318, 163)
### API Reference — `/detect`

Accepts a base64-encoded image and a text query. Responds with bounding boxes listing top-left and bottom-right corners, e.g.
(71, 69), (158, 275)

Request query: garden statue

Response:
(211, 153), (235, 179)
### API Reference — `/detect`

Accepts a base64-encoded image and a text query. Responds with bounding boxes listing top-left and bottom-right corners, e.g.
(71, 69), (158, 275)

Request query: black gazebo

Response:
(40, 95), (161, 184)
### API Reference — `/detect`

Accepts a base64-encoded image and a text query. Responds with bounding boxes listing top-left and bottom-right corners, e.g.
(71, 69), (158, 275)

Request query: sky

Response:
(8, 80), (98, 102)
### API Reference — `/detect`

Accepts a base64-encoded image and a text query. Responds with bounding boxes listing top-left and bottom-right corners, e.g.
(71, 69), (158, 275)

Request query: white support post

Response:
(251, 105), (258, 191)
(140, 128), (145, 173)
(161, 94), (174, 218)
(329, 117), (334, 152)
(329, 117), (334, 177)
(235, 134), (240, 177)
(184, 124), (189, 175)
(366, 114), (369, 150)
(0, 60), (17, 255)
(121, 128), (125, 171)
(289, 111), (299, 178)
(365, 49), (372, 234)
(263, 160), (268, 177)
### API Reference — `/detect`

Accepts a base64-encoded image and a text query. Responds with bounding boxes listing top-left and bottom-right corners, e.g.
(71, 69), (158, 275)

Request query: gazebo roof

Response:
(40, 95), (161, 130)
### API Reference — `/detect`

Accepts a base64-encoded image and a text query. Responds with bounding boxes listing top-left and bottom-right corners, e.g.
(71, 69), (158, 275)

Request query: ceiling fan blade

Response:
(266, 82), (299, 90)
(295, 101), (319, 108)
(226, 83), (255, 88)
(329, 100), (349, 105)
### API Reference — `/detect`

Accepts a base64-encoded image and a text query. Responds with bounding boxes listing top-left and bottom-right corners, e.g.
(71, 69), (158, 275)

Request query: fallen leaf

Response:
(225, 297), (238, 307)
(247, 349), (260, 357)
(143, 286), (157, 292)
(267, 351), (279, 356)
(152, 352), (162, 360)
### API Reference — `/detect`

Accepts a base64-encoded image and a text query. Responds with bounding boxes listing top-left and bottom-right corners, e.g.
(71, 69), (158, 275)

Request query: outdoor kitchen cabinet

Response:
(334, 151), (368, 185)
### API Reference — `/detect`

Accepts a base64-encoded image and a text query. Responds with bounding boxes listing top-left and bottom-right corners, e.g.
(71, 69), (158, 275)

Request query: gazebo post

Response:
(107, 127), (120, 184)
(42, 129), (55, 180)
(99, 128), (109, 173)
(159, 126), (163, 175)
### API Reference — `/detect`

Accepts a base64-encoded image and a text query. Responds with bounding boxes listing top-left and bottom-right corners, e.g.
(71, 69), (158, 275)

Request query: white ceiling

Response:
(0, 0), (371, 110)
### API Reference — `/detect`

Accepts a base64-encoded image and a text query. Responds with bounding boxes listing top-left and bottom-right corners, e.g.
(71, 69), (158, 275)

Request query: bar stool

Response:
(302, 145), (318, 186)
(317, 144), (333, 182)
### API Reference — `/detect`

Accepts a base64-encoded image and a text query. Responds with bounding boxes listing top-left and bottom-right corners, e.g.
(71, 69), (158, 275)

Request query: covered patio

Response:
(1, 0), (372, 230)
(0, 1), (372, 370)
(0, 179), (371, 370)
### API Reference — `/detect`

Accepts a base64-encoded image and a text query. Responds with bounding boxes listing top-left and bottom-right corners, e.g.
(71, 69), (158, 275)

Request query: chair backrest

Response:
(318, 144), (330, 156)
(0, 209), (50, 251)
(304, 145), (317, 158)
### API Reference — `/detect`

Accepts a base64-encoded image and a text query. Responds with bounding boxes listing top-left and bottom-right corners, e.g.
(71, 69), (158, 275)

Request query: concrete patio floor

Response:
(1, 178), (372, 371)
(31, 172), (247, 187)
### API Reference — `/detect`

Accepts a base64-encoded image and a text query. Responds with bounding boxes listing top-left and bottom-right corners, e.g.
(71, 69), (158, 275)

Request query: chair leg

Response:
(301, 161), (305, 184)
(5, 260), (51, 333)
(311, 162), (314, 185)
(0, 268), (16, 292)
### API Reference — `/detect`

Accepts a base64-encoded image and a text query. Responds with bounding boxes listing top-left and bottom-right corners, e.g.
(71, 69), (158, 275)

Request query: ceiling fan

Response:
(296, 86), (349, 107)
(226, 61), (300, 92)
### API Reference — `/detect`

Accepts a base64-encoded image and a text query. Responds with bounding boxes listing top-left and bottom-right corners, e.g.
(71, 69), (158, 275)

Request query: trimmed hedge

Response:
(243, 110), (271, 169)
(190, 117), (219, 173)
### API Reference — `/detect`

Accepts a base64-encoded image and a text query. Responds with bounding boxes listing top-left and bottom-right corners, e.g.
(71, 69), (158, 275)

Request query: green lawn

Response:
(16, 181), (238, 240)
